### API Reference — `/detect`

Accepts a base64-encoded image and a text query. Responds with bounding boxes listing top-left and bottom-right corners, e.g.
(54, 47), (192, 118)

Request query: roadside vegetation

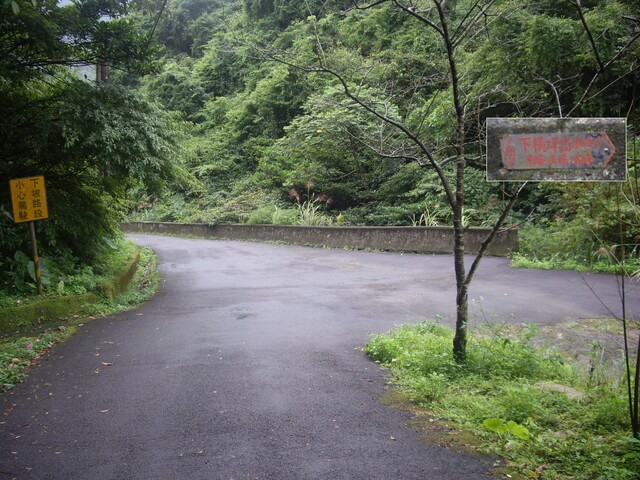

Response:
(0, 237), (138, 307)
(0, 238), (159, 392)
(367, 320), (640, 479)
(2, 4), (638, 286)
(512, 180), (640, 276)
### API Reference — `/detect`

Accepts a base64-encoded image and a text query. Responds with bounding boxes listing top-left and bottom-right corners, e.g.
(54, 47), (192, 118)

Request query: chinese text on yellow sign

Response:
(10, 176), (49, 223)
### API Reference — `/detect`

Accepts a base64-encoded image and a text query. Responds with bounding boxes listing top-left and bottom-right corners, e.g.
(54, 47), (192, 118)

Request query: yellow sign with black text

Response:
(9, 176), (49, 223)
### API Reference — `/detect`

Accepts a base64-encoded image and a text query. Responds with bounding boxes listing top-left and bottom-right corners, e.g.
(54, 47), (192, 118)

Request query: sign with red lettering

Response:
(500, 132), (615, 170)
(486, 118), (626, 182)
(9, 176), (49, 223)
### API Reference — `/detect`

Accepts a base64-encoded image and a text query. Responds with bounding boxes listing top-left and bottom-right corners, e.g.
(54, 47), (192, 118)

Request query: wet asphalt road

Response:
(2, 235), (639, 480)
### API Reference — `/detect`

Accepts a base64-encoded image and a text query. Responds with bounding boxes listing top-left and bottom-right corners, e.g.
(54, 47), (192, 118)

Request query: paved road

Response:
(2, 235), (639, 479)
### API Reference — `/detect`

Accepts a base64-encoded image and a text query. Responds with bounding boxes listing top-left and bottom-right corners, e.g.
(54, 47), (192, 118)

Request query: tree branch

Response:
(464, 183), (525, 288)
(391, 0), (445, 38)
(348, 0), (390, 11)
(261, 49), (458, 207)
(584, 64), (640, 107)
(535, 75), (564, 117)
(572, 0), (604, 71)
(452, 0), (497, 50)
(567, 21), (640, 116)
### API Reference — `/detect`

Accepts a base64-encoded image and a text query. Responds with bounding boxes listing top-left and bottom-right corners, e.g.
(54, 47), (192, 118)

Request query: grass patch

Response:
(366, 321), (640, 479)
(0, 243), (159, 393)
(510, 253), (640, 275)
(0, 327), (74, 390)
(103, 245), (159, 313)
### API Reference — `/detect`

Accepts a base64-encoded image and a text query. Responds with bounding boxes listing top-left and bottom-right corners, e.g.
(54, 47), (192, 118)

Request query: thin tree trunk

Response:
(634, 334), (639, 438)
(437, 2), (468, 362)
(454, 271), (468, 363)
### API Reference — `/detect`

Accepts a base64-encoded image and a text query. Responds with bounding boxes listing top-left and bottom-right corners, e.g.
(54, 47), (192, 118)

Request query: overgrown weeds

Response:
(367, 321), (640, 479)
(513, 224), (640, 275)
(0, 237), (140, 306)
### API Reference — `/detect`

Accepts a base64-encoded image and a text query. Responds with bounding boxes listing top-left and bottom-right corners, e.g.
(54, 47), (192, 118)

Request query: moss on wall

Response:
(0, 294), (99, 334)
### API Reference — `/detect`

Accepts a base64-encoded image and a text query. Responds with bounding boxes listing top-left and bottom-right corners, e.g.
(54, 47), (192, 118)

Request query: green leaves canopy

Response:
(1, 0), (186, 289)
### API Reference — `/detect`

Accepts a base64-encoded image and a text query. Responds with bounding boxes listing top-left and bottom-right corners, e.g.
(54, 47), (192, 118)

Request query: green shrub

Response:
(247, 205), (278, 224)
(271, 206), (297, 225)
(467, 327), (569, 382)
(583, 390), (630, 432)
(367, 321), (459, 377)
(366, 320), (638, 479)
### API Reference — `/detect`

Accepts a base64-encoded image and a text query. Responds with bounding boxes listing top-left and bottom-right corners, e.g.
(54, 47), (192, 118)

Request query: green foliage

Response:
(108, 245), (159, 310)
(368, 320), (569, 383)
(246, 204), (278, 224)
(295, 199), (333, 225)
(246, 204), (298, 225)
(483, 418), (530, 441)
(155, 0), (239, 56)
(131, 0), (640, 272)
(1, 0), (160, 81)
(1, 0), (188, 293)
(366, 320), (640, 478)
(514, 179), (640, 273)
(463, 1), (638, 118)
(0, 236), (140, 298)
(140, 58), (206, 120)
(0, 80), (187, 288)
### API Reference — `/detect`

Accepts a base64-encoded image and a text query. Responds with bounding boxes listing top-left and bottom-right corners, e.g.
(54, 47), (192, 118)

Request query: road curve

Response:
(1, 235), (638, 479)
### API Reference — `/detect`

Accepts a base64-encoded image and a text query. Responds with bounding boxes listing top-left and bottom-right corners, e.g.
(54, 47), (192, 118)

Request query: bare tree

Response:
(260, 0), (524, 362)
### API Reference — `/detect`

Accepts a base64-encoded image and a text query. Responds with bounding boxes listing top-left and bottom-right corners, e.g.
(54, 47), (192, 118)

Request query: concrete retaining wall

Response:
(123, 222), (518, 257)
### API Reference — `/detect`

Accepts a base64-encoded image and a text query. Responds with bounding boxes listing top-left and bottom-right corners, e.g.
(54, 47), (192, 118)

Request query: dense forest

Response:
(132, 0), (640, 265)
(2, 0), (640, 294)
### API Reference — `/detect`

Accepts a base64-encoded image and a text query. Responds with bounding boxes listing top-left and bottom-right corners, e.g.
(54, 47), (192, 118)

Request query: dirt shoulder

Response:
(535, 318), (640, 378)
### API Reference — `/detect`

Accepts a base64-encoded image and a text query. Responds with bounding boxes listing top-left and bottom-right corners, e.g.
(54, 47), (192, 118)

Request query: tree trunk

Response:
(438, 0), (468, 363)
(453, 221), (468, 363)
(454, 280), (468, 363)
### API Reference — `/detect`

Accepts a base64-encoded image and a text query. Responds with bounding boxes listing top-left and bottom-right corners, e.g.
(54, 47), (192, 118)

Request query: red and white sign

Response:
(500, 132), (615, 170)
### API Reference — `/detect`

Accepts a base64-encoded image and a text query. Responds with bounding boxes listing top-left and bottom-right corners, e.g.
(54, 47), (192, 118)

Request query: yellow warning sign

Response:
(9, 176), (49, 223)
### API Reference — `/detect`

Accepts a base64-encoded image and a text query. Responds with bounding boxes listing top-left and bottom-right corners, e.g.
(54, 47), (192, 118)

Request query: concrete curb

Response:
(0, 294), (100, 334)
(122, 222), (518, 257)
(101, 248), (141, 302)
(0, 248), (141, 335)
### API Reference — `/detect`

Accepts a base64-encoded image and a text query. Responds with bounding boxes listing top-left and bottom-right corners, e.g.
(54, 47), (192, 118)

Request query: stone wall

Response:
(123, 222), (518, 257)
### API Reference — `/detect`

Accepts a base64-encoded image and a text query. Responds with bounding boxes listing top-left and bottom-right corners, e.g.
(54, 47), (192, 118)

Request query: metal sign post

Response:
(28, 221), (43, 295)
(9, 176), (49, 295)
